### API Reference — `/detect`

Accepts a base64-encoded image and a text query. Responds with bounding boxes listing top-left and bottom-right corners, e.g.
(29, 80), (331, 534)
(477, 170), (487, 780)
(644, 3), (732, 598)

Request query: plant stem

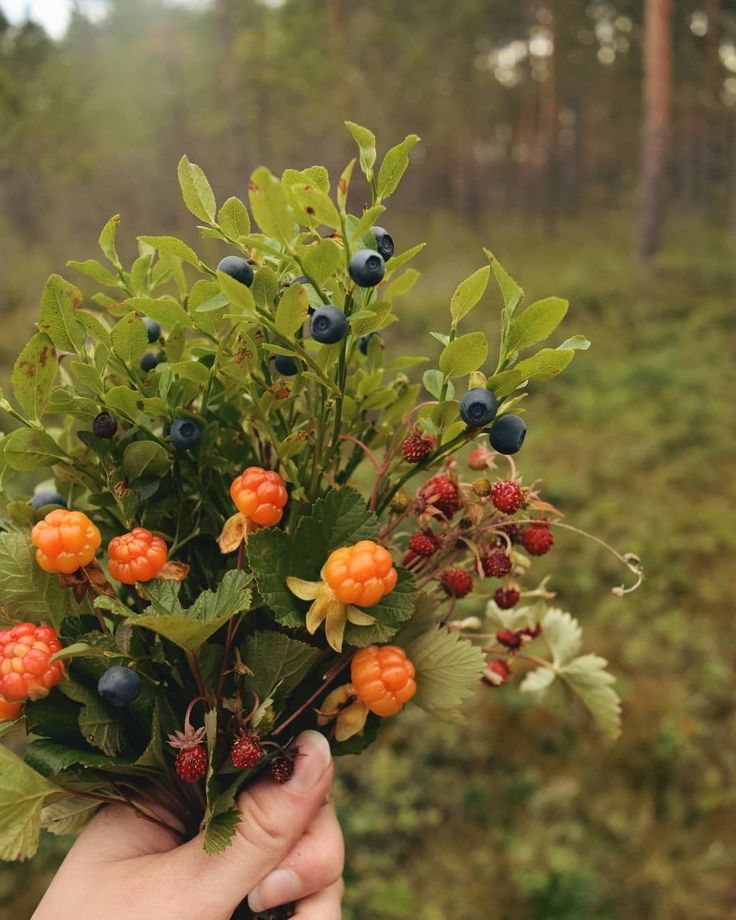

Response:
(272, 652), (353, 737)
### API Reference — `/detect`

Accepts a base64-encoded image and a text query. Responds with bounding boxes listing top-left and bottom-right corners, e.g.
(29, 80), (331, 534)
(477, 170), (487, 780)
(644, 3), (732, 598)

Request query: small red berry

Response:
(175, 745), (207, 783)
(401, 431), (436, 464)
(420, 475), (460, 517)
(490, 480), (524, 515)
(494, 586), (520, 609)
(522, 523), (554, 556)
(497, 522), (523, 545)
(231, 732), (264, 770)
(496, 629), (522, 650)
(0, 623), (65, 702)
(468, 446), (492, 470)
(408, 531), (439, 558)
(482, 550), (513, 578)
(440, 567), (473, 598)
(270, 754), (296, 784)
(482, 659), (511, 686)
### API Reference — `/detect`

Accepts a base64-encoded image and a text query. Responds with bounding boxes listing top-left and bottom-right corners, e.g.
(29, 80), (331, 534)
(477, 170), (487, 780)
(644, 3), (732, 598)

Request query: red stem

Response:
(272, 652), (354, 737)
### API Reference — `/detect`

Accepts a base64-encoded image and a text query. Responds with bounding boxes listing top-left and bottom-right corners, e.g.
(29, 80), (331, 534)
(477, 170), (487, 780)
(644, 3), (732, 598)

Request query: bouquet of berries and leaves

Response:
(0, 122), (643, 908)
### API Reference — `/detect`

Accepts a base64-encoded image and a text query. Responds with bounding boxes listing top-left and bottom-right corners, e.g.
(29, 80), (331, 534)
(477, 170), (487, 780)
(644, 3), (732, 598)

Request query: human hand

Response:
(32, 731), (343, 919)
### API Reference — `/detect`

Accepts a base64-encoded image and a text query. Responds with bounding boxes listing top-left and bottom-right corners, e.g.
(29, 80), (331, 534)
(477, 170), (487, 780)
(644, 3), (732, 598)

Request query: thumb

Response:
(175, 730), (334, 914)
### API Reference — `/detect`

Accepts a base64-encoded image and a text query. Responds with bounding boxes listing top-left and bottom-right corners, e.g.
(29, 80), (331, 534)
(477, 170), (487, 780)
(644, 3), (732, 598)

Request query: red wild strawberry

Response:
(420, 475), (460, 518)
(401, 431), (436, 464)
(490, 480), (525, 515)
(467, 445), (493, 470)
(497, 522), (523, 545)
(175, 745), (207, 783)
(408, 531), (439, 558)
(482, 550), (513, 578)
(482, 659), (511, 686)
(494, 585), (520, 609)
(441, 567), (473, 598)
(231, 732), (264, 770)
(270, 754), (296, 784)
(496, 629), (522, 650)
(522, 522), (554, 556)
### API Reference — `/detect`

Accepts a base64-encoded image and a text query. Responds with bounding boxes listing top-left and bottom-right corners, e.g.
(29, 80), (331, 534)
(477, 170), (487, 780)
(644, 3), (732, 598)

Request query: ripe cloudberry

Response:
(230, 466), (288, 527)
(351, 645), (417, 717)
(522, 522), (554, 556)
(175, 745), (208, 783)
(401, 431), (436, 464)
(408, 531), (439, 558)
(420, 474), (460, 517)
(441, 567), (473, 598)
(0, 698), (23, 722)
(323, 541), (397, 607)
(482, 550), (513, 578)
(32, 509), (101, 575)
(491, 480), (525, 515)
(107, 528), (167, 585)
(0, 623), (65, 702)
(483, 659), (511, 687)
(494, 585), (521, 610)
(231, 732), (264, 770)
(270, 754), (295, 784)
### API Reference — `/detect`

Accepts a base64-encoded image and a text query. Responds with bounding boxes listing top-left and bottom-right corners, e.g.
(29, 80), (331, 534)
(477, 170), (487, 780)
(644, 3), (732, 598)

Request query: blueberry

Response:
(97, 667), (142, 708)
(143, 317), (160, 343)
(489, 414), (527, 455)
(171, 418), (202, 450)
(140, 352), (163, 372)
(310, 306), (348, 344)
(358, 332), (381, 355)
(459, 388), (498, 429)
(274, 355), (299, 376)
(371, 226), (395, 261)
(30, 490), (66, 510)
(93, 411), (118, 439)
(348, 250), (385, 288)
(218, 255), (254, 288)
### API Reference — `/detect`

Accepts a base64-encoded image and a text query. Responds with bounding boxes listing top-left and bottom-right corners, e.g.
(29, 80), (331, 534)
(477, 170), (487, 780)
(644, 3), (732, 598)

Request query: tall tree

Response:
(637, 0), (673, 263)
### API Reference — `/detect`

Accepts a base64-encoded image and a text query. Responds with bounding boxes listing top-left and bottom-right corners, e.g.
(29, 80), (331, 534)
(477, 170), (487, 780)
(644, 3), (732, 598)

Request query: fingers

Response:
(175, 731), (334, 914)
(294, 879), (345, 919)
(247, 801), (344, 913)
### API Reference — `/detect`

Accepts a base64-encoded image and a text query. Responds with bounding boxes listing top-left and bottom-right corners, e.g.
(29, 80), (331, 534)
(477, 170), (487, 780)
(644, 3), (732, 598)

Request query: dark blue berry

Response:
(218, 255), (254, 288)
(348, 250), (385, 288)
(358, 332), (380, 355)
(97, 667), (142, 707)
(371, 227), (394, 261)
(489, 414), (527, 455)
(140, 352), (163, 372)
(310, 306), (348, 344)
(143, 317), (161, 343)
(274, 355), (299, 376)
(30, 490), (66, 510)
(93, 411), (118, 439)
(459, 388), (498, 429)
(171, 418), (202, 450)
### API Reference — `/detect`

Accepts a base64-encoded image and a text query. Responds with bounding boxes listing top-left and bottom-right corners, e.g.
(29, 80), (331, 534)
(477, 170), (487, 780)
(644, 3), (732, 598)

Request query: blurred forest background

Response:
(1, 0), (735, 917)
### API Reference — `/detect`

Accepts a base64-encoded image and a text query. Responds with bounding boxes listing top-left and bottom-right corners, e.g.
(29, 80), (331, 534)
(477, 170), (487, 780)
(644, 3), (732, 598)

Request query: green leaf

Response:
(137, 235), (200, 268)
(513, 348), (575, 382)
(69, 361), (104, 395)
(216, 271), (255, 314)
(105, 385), (141, 421)
(275, 284), (309, 336)
(349, 205), (386, 245)
(486, 369), (525, 400)
(203, 807), (240, 855)
(122, 441), (172, 480)
(0, 531), (76, 630)
(485, 249), (523, 313)
(439, 332), (488, 378)
(377, 134), (420, 200)
(218, 196), (251, 241)
(557, 335), (591, 352)
(337, 159), (355, 211)
(111, 312), (148, 365)
(345, 121), (377, 176)
(450, 266), (490, 325)
(60, 680), (126, 756)
(386, 242), (426, 273)
(132, 570), (252, 653)
(0, 745), (57, 861)
(42, 796), (101, 836)
(241, 632), (322, 709)
(11, 333), (58, 421)
(282, 166), (330, 193)
(98, 214), (122, 269)
(178, 155), (217, 223)
(4, 428), (65, 470)
(519, 666), (556, 693)
(300, 239), (342, 287)
(24, 739), (113, 774)
(67, 259), (121, 287)
(385, 268), (419, 299)
(291, 183), (340, 229)
(124, 296), (191, 328)
(558, 654), (622, 739)
(422, 369), (444, 400)
(350, 301), (393, 337)
(37, 274), (86, 355)
(404, 625), (485, 723)
(541, 607), (583, 666)
(252, 267), (279, 310)
(298, 487), (377, 554)
(508, 297), (569, 352)
(248, 166), (295, 243)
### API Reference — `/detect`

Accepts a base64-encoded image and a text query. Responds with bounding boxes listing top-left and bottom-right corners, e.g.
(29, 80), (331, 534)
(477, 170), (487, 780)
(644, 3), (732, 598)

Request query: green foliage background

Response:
(1, 2), (735, 918)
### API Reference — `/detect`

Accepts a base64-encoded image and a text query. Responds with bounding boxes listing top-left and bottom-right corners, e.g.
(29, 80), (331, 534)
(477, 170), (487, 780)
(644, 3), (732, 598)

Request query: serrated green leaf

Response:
(122, 441), (171, 480)
(24, 739), (113, 774)
(241, 632), (322, 709)
(275, 283), (308, 336)
(11, 333), (57, 421)
(0, 745), (57, 861)
(218, 196), (251, 240)
(519, 666), (557, 693)
(60, 680), (126, 756)
(178, 155), (217, 223)
(138, 235), (200, 267)
(0, 531), (77, 630)
(345, 121), (377, 176)
(203, 807), (240, 855)
(4, 428), (65, 470)
(508, 297), (569, 352)
(41, 796), (101, 836)
(377, 134), (420, 200)
(541, 607), (583, 666)
(559, 654), (622, 739)
(37, 275), (86, 355)
(439, 332), (488, 378)
(450, 265), (490, 325)
(111, 311), (148, 365)
(248, 166), (295, 243)
(514, 348), (575, 382)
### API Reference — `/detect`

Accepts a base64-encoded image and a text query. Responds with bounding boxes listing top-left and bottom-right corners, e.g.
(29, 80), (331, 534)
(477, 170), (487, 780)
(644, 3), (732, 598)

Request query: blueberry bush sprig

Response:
(0, 123), (642, 866)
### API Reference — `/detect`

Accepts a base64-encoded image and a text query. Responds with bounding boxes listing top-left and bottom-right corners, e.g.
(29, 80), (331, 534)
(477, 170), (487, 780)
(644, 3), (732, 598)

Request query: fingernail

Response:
(286, 730), (331, 793)
(248, 868), (300, 914)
